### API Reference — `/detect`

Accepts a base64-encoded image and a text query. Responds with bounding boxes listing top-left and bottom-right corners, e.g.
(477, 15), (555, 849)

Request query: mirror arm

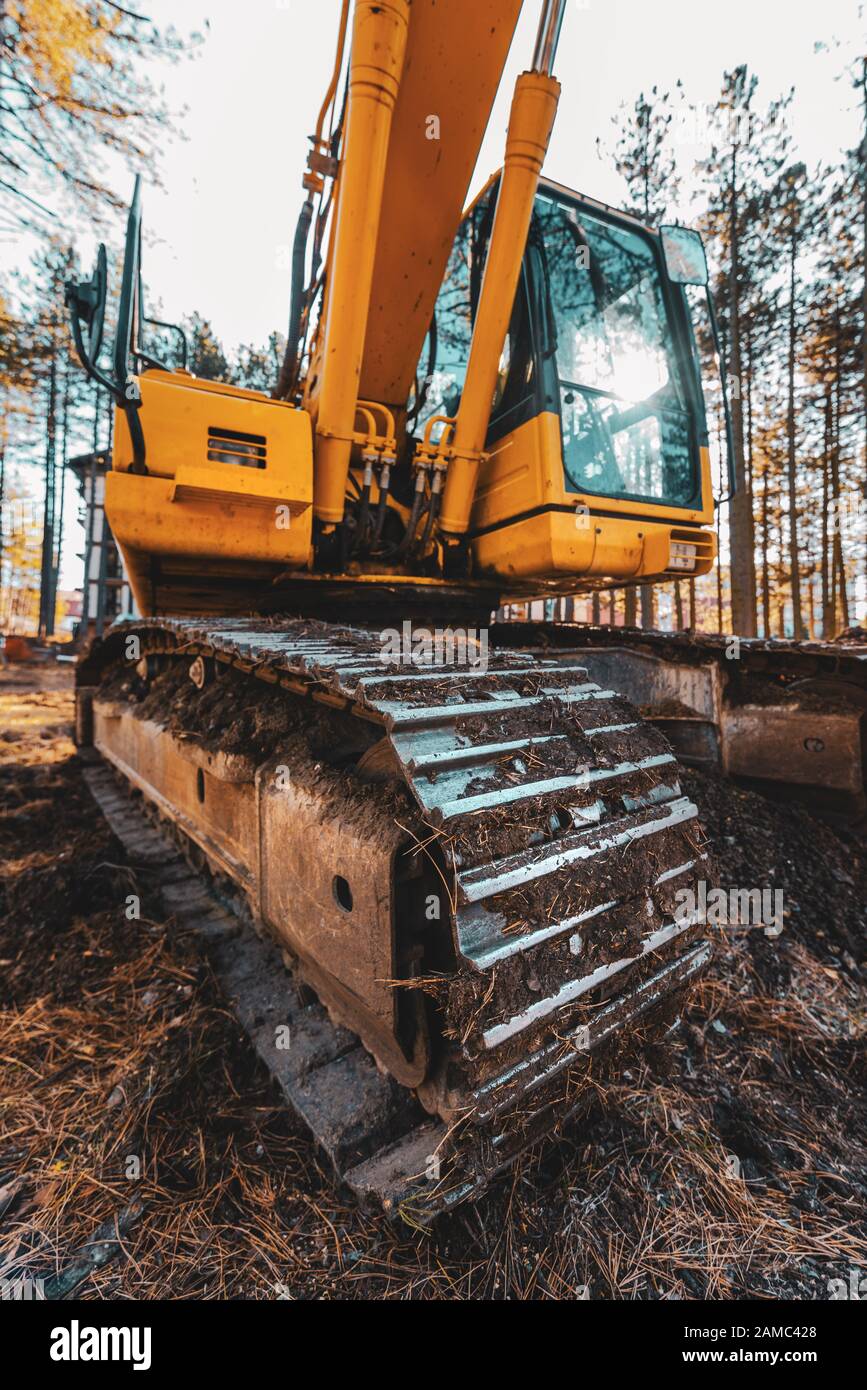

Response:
(67, 304), (121, 399)
(65, 182), (149, 476)
(67, 299), (147, 473)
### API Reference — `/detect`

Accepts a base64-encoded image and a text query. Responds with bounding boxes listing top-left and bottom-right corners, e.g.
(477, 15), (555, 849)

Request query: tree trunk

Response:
(860, 59), (867, 610)
(38, 349), (58, 639)
(785, 204), (805, 638)
(673, 581), (684, 629)
(639, 583), (655, 628)
(0, 401), (5, 587)
(831, 339), (850, 633)
(727, 146), (758, 636)
(52, 356), (69, 610)
(760, 457), (771, 636)
(716, 497), (724, 632)
(821, 387), (833, 637)
(744, 318), (754, 497)
(806, 566), (816, 639)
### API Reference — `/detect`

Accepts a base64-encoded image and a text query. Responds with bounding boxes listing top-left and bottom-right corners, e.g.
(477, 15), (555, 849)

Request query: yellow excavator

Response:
(67, 0), (730, 1213)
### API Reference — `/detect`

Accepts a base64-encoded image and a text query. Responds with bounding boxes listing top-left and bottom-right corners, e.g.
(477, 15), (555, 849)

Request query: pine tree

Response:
(772, 161), (814, 638)
(696, 69), (793, 636)
(183, 314), (229, 382)
(0, 1), (193, 237)
(234, 333), (286, 393)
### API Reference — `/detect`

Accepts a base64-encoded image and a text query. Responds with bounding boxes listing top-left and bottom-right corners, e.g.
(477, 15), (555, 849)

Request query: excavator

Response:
(64, 0), (862, 1215)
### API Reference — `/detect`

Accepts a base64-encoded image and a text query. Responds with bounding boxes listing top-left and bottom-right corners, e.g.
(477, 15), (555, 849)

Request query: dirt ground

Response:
(1, 661), (865, 1300)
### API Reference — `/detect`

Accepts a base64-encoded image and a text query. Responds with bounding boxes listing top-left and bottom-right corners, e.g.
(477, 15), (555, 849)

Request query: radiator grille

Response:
(207, 426), (267, 469)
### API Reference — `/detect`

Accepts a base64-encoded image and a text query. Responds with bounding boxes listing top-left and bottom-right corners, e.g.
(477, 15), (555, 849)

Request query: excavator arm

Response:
(304, 0), (564, 531)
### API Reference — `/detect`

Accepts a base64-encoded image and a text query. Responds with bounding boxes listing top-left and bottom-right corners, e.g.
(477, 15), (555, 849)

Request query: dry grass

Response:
(0, 664), (865, 1299)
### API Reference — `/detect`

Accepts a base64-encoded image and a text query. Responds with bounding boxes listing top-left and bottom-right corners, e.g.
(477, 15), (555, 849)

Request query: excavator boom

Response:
(359, 0), (524, 412)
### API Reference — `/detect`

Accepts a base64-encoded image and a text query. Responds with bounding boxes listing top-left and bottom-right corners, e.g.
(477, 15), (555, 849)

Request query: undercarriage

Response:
(77, 618), (712, 1216)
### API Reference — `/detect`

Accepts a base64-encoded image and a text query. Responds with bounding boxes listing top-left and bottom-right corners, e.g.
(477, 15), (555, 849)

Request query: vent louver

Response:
(207, 426), (267, 469)
(664, 528), (714, 575)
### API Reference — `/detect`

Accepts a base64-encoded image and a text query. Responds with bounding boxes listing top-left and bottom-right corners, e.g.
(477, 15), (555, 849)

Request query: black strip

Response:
(468, 502), (708, 540)
(208, 426), (267, 446)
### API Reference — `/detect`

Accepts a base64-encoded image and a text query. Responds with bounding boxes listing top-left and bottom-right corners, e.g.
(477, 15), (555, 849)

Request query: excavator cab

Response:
(414, 177), (717, 588)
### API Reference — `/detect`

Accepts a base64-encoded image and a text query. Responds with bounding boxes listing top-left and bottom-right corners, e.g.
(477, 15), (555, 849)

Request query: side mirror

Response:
(66, 243), (108, 365)
(65, 177), (148, 474)
(659, 225), (709, 287)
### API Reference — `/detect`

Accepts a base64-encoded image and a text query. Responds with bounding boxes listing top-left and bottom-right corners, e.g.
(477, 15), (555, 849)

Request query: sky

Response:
(4, 0), (865, 591)
(93, 0), (865, 351)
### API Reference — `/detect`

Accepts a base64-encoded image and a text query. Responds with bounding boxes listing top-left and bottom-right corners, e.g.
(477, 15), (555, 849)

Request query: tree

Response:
(0, 465), (42, 633)
(234, 332), (286, 393)
(0, 1), (193, 237)
(601, 84), (682, 225)
(844, 56), (867, 604)
(698, 70), (798, 636)
(698, 69), (759, 636)
(183, 313), (229, 382)
(774, 161), (814, 638)
(0, 280), (49, 606)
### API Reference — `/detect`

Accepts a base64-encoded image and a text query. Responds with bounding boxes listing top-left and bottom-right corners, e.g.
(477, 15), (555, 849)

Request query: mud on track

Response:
(1, 662), (865, 1299)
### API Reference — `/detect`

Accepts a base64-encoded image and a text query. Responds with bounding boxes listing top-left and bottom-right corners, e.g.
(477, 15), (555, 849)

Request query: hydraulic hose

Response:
(274, 195), (315, 400)
(373, 463), (391, 543)
(418, 477), (443, 555)
(396, 474), (427, 557)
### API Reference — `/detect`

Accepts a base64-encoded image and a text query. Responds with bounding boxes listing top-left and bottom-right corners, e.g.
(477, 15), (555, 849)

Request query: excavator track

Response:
(494, 622), (867, 829)
(77, 618), (712, 1219)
